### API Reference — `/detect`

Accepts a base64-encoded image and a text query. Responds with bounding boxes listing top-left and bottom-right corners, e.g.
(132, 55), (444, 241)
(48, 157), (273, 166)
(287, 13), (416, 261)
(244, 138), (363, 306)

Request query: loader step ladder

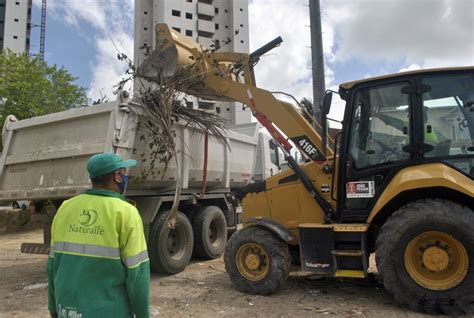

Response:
(298, 223), (368, 277)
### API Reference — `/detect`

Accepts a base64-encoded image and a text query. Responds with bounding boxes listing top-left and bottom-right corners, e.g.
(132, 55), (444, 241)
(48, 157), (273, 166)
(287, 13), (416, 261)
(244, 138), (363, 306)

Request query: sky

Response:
(30, 0), (474, 119)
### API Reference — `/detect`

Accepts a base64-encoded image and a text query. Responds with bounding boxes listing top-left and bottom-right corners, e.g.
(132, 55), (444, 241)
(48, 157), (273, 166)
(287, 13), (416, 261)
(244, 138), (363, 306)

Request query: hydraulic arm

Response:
(138, 24), (334, 220)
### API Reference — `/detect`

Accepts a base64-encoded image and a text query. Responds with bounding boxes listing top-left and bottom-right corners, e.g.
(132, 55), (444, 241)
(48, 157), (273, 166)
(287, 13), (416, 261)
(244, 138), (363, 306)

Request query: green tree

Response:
(0, 50), (87, 128)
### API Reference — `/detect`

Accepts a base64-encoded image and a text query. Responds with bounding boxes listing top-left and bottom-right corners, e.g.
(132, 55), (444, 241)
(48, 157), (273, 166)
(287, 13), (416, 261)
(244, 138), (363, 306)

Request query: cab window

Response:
(349, 82), (411, 169)
(269, 140), (279, 167)
(422, 72), (474, 158)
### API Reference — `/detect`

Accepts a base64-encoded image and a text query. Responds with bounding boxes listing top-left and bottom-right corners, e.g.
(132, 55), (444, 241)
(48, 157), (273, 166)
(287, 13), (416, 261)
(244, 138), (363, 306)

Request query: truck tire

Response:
(224, 226), (290, 295)
(192, 206), (227, 259)
(148, 211), (194, 275)
(376, 199), (474, 315)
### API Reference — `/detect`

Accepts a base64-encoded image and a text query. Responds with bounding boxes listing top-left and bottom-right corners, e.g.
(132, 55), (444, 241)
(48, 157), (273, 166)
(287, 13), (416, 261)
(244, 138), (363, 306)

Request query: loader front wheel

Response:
(376, 199), (474, 315)
(148, 211), (194, 275)
(224, 226), (290, 295)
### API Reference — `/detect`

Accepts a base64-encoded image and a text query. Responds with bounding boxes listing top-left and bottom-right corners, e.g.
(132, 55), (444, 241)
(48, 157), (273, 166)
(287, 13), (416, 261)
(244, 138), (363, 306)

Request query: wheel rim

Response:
(404, 231), (469, 291)
(167, 224), (187, 261)
(235, 243), (270, 282)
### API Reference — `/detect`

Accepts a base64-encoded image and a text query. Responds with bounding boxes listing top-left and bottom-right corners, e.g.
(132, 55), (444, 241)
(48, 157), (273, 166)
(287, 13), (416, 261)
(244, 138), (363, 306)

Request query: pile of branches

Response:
(119, 54), (227, 228)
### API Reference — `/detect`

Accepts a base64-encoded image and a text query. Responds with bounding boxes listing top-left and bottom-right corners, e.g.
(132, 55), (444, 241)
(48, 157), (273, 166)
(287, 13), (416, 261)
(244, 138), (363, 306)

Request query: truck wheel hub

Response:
(404, 231), (469, 290)
(235, 243), (270, 281)
(245, 254), (261, 270)
(422, 246), (449, 272)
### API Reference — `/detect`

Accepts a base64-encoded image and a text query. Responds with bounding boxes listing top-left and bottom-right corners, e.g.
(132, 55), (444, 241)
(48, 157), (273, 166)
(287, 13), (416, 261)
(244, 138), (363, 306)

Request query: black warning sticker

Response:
(291, 136), (325, 161)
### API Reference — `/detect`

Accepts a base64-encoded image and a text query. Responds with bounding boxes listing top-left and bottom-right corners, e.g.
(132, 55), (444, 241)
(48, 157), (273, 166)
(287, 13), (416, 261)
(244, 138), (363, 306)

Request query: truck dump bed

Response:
(0, 96), (259, 202)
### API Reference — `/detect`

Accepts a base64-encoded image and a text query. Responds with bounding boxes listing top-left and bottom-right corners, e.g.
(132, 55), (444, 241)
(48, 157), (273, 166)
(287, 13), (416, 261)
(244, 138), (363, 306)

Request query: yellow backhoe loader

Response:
(140, 24), (474, 315)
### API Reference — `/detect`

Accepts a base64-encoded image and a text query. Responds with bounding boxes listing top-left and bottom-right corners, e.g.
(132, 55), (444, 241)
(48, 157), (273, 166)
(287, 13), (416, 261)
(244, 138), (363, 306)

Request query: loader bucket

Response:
(138, 24), (204, 81)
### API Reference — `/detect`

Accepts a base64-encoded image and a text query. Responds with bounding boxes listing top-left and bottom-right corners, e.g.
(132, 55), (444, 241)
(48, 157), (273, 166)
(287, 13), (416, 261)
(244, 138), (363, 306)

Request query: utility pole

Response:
(309, 0), (327, 155)
(40, 0), (47, 61)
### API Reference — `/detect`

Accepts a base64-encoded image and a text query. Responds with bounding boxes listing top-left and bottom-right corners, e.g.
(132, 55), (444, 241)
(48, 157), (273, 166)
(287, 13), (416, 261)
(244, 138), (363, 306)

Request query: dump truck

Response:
(0, 83), (283, 274)
(141, 24), (474, 315)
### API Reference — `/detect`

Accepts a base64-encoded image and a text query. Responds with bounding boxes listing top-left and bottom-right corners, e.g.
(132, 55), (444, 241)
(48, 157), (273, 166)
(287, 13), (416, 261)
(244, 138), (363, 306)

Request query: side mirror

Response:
(322, 91), (333, 115)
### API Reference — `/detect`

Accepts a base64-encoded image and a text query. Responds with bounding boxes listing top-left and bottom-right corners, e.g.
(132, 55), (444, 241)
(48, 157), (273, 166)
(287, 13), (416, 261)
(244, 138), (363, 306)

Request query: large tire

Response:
(148, 211), (194, 274)
(376, 199), (474, 315)
(224, 226), (290, 295)
(192, 206), (227, 259)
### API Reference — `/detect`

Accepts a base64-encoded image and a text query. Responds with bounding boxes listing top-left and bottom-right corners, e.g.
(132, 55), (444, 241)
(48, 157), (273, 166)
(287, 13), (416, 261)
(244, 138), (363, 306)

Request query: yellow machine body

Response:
(140, 25), (474, 314)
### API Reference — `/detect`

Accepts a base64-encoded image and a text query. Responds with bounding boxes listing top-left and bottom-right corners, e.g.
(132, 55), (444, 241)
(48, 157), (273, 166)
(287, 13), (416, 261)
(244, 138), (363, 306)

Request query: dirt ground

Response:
(0, 229), (434, 318)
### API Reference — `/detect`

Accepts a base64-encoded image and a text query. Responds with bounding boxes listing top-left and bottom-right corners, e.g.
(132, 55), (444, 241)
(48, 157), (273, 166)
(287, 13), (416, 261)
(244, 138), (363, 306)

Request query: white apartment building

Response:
(134, 0), (252, 125)
(0, 0), (32, 54)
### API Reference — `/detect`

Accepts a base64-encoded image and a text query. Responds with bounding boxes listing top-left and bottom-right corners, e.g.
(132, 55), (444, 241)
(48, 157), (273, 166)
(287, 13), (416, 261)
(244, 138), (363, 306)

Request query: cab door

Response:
(338, 80), (416, 221)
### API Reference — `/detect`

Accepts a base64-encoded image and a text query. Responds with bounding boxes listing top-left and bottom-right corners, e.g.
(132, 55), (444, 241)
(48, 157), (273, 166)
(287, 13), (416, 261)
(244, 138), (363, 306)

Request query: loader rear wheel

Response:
(148, 211), (194, 275)
(376, 199), (474, 315)
(224, 226), (290, 295)
(192, 206), (227, 259)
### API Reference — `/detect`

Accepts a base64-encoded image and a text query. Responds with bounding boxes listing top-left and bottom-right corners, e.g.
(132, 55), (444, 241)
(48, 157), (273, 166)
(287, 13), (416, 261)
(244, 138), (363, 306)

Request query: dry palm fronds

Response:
(121, 54), (227, 228)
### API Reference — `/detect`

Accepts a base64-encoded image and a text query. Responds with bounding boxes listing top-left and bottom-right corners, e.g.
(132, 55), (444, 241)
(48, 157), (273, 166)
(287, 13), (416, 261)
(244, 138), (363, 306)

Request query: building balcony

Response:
(197, 20), (215, 37)
(197, 2), (215, 19)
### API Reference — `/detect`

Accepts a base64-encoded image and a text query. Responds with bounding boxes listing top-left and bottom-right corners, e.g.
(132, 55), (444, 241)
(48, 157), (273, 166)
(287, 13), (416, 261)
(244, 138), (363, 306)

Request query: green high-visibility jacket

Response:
(47, 189), (150, 318)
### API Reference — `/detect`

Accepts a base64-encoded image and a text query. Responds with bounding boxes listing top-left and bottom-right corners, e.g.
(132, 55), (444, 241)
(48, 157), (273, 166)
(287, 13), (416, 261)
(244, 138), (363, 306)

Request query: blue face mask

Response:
(116, 173), (129, 194)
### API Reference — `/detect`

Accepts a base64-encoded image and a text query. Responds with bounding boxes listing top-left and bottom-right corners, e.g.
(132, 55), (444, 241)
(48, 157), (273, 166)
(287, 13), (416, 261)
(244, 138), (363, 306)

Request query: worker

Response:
(373, 107), (439, 145)
(422, 107), (438, 145)
(47, 153), (150, 318)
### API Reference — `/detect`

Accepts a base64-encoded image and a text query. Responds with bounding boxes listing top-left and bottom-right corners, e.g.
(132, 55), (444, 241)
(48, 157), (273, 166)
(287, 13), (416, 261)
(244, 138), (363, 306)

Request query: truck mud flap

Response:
(21, 243), (50, 255)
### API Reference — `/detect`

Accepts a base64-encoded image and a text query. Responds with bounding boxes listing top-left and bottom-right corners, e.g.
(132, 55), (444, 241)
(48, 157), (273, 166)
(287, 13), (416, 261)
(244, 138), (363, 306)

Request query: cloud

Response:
(33, 0), (472, 106)
(249, 0), (473, 125)
(323, 0), (474, 68)
(249, 0), (337, 105)
(33, 0), (134, 100)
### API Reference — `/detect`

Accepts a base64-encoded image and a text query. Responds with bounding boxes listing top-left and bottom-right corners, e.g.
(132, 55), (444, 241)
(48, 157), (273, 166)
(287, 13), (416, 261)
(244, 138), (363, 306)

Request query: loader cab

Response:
(334, 68), (474, 221)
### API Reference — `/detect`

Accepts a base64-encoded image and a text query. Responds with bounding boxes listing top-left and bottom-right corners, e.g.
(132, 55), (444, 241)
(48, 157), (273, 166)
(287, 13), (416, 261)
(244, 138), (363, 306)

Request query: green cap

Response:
(87, 153), (137, 179)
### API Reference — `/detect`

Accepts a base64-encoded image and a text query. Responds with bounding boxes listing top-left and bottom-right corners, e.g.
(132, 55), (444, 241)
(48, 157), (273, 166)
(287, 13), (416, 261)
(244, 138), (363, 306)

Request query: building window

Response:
(186, 0), (192, 2)
(15, 1), (20, 5)
(240, 8), (243, 12)
(240, 40), (244, 44)
(240, 24), (243, 27)
(13, 36), (18, 39)
(144, 11), (148, 15)
(144, 27), (148, 31)
(186, 12), (192, 19)
(224, 9), (228, 13)
(215, 23), (219, 30)
(14, 19), (19, 22)
(186, 30), (192, 36)
(172, 10), (181, 17)
(225, 25), (228, 29)
(215, 8), (219, 14)
(172, 27), (181, 33)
